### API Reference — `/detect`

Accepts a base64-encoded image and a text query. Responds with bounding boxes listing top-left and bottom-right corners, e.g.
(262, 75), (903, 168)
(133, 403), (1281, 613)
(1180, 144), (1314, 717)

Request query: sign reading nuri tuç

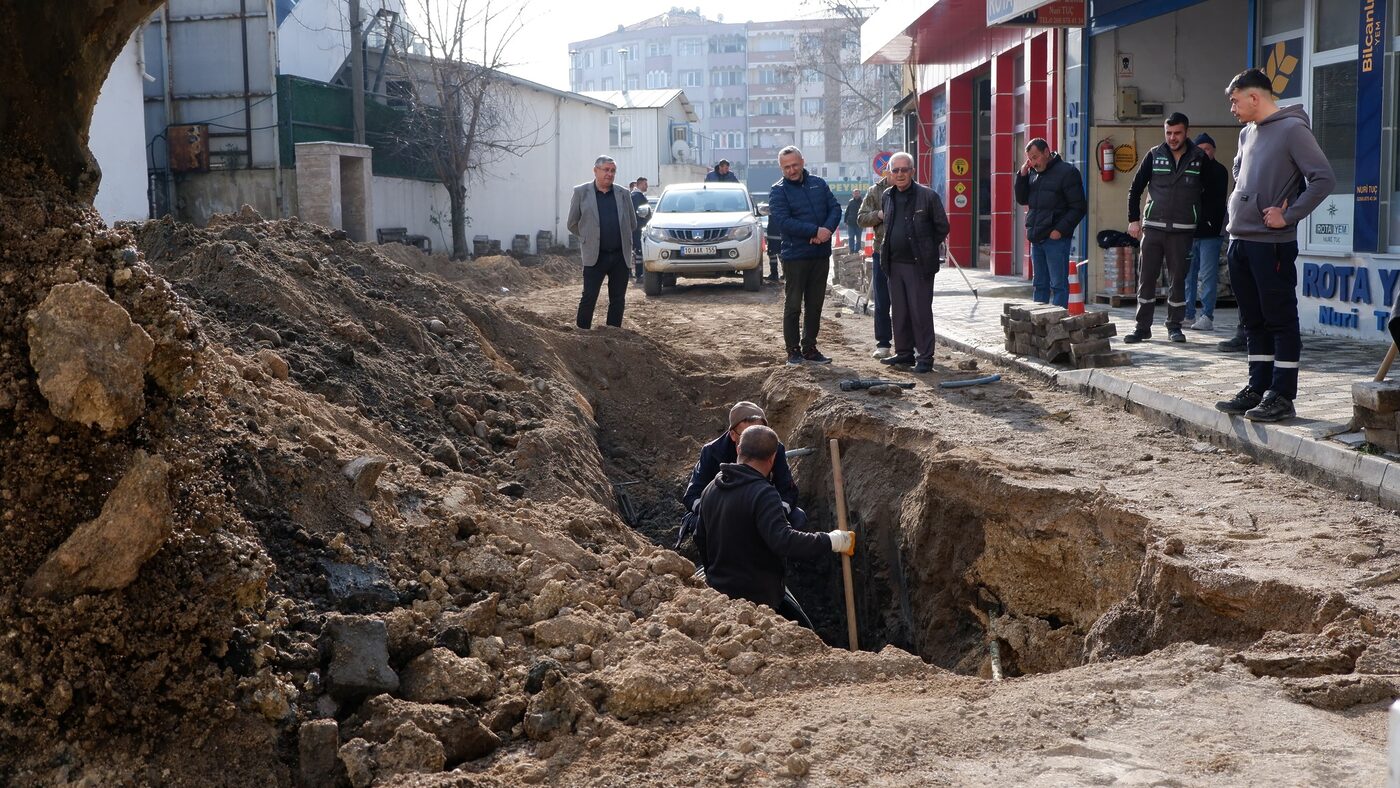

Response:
(1302, 262), (1400, 333)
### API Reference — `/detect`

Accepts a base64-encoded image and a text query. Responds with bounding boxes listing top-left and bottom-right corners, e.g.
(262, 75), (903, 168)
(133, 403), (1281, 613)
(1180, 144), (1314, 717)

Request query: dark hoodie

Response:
(696, 462), (831, 610)
(1226, 104), (1336, 243)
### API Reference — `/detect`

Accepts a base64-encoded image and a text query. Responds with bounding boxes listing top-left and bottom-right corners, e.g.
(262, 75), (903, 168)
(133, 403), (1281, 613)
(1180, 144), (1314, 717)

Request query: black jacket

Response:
(1195, 156), (1229, 238)
(630, 188), (650, 228)
(878, 182), (950, 278)
(1127, 140), (1208, 233)
(705, 170), (740, 183)
(682, 432), (797, 514)
(696, 463), (831, 610)
(844, 196), (862, 227)
(1013, 154), (1086, 244)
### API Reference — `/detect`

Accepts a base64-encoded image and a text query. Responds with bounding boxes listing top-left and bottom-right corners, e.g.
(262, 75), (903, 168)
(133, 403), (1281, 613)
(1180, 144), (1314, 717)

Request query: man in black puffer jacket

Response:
(1014, 139), (1086, 307)
(876, 151), (949, 374)
(696, 425), (853, 613)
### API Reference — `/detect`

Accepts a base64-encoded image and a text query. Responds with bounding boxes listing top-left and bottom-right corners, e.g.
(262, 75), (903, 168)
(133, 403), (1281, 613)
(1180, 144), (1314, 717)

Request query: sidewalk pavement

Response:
(831, 264), (1400, 510)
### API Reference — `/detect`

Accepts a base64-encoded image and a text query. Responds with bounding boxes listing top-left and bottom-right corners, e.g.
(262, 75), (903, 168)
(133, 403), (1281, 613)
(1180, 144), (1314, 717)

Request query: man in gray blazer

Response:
(567, 155), (638, 329)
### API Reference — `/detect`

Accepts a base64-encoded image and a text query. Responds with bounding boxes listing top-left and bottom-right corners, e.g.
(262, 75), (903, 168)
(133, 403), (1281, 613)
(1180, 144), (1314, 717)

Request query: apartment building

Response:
(568, 7), (897, 198)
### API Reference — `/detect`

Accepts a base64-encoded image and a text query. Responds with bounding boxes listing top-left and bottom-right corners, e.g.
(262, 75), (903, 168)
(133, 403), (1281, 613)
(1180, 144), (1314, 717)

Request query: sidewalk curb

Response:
(830, 285), (1396, 510)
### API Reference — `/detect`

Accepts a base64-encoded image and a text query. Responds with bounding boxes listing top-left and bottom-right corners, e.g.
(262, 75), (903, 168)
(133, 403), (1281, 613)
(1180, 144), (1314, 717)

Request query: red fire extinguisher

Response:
(1099, 138), (1115, 182)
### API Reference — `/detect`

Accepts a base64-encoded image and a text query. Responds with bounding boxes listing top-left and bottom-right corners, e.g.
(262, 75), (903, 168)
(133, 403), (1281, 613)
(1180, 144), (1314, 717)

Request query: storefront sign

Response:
(1354, 0), (1386, 252)
(987, 0), (1085, 27)
(1311, 196), (1354, 249)
(1301, 261), (1400, 338)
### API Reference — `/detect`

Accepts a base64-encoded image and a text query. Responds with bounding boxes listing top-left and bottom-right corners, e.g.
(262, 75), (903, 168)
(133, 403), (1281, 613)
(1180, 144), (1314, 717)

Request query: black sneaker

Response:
(1123, 330), (1151, 344)
(802, 348), (832, 364)
(786, 350), (803, 365)
(912, 359), (933, 374)
(880, 352), (915, 366)
(1168, 329), (1186, 343)
(1245, 391), (1295, 422)
(1217, 334), (1247, 352)
(1215, 386), (1263, 415)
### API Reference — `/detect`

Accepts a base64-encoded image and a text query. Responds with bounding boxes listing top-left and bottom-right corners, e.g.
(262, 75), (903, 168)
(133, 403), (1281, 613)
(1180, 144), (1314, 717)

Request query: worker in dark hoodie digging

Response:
(1213, 68), (1335, 423)
(695, 424), (854, 618)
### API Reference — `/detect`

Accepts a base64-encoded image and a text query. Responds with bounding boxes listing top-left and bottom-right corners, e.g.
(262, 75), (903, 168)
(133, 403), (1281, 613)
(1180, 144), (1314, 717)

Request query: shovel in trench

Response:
(828, 438), (859, 651)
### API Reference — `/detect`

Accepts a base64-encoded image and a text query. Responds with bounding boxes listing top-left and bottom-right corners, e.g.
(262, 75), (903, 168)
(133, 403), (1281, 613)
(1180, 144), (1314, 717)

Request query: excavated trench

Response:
(584, 355), (1357, 680)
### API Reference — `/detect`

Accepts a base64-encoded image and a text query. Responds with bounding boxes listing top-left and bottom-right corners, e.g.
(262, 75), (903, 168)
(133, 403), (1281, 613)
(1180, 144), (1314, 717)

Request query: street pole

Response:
(349, 0), (365, 145)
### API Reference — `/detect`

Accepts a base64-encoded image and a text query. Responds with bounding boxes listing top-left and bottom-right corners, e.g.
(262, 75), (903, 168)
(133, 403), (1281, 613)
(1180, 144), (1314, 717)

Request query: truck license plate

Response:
(681, 246), (717, 256)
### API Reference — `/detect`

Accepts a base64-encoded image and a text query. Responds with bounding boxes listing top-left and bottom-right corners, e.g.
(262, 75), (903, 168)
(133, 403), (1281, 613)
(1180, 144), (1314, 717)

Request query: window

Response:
(647, 41), (669, 57)
(602, 48), (612, 66)
(712, 68), (744, 86)
(754, 99), (793, 116)
(710, 99), (744, 118)
(693, 104), (703, 120)
(646, 70), (670, 89)
(802, 68), (823, 84)
(1313, 0), (1356, 51)
(1311, 60), (1356, 195)
(713, 131), (742, 150)
(585, 80), (594, 91)
(710, 34), (745, 53)
(679, 70), (701, 87)
(609, 114), (632, 148)
(801, 130), (824, 147)
(583, 52), (593, 68)
(753, 34), (793, 52)
(842, 129), (868, 149)
(627, 76), (639, 90)
(801, 98), (823, 116)
(678, 38), (704, 57)
(602, 77), (614, 90)
(755, 67), (790, 86)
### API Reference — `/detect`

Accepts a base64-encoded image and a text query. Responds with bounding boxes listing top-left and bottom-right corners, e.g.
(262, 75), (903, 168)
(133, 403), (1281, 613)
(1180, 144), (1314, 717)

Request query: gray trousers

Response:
(886, 262), (936, 360)
(1136, 229), (1194, 332)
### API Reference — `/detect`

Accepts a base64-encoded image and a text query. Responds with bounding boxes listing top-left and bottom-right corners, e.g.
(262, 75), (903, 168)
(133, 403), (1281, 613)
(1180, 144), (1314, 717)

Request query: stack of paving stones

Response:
(1353, 381), (1400, 451)
(1001, 303), (1131, 368)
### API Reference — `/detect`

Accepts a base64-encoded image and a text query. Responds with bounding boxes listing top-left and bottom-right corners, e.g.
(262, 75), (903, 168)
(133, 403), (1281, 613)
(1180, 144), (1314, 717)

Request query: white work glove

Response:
(827, 530), (855, 556)
(781, 502), (792, 514)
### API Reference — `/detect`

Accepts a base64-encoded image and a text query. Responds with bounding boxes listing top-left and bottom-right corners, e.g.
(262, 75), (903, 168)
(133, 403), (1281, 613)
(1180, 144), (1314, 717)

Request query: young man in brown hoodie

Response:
(1213, 68), (1335, 423)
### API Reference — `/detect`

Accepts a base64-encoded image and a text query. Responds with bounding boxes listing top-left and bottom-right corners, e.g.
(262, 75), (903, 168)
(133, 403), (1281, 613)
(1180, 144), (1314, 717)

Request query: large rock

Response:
(25, 451), (172, 599)
(376, 722), (445, 781)
(26, 281), (154, 430)
(297, 719), (344, 788)
(356, 695), (500, 765)
(341, 456), (388, 499)
(324, 615), (399, 700)
(398, 647), (497, 703)
(532, 613), (605, 648)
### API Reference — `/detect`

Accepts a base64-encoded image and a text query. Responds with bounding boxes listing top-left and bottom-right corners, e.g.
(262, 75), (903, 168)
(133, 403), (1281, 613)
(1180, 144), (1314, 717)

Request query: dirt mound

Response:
(374, 242), (578, 295)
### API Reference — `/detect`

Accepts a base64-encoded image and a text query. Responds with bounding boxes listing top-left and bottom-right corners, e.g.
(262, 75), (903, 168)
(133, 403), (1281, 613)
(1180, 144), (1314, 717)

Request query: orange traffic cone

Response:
(862, 228), (875, 258)
(1067, 260), (1086, 316)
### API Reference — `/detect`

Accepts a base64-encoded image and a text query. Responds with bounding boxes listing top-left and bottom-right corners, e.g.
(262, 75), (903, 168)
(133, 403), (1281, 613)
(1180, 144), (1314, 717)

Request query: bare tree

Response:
(795, 1), (903, 153)
(388, 0), (540, 259)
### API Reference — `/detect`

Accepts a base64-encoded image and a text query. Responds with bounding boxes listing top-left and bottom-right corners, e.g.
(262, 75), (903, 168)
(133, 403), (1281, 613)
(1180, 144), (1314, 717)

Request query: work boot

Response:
(1191, 315), (1215, 331)
(912, 359), (933, 374)
(1215, 386), (1263, 415)
(1245, 390), (1295, 422)
(880, 352), (915, 366)
(1168, 329), (1186, 343)
(786, 349), (803, 365)
(802, 348), (832, 365)
(1217, 332), (1247, 352)
(871, 344), (893, 359)
(1123, 329), (1151, 344)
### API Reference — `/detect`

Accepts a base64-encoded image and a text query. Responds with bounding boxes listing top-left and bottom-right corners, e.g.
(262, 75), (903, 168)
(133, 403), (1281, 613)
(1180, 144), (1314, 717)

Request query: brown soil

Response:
(2, 187), (1399, 787)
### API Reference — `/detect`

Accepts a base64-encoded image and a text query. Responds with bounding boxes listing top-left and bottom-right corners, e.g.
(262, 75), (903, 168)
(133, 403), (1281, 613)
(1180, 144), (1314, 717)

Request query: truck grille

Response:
(664, 228), (727, 243)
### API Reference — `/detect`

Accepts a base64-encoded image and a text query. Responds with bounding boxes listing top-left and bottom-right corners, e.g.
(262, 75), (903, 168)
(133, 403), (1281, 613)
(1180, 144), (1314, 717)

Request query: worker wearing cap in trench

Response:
(695, 424), (854, 615)
(679, 401), (806, 541)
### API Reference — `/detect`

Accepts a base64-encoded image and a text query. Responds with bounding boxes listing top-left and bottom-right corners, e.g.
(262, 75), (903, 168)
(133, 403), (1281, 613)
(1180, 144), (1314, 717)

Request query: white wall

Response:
(372, 176), (448, 247)
(1090, 0), (1246, 127)
(601, 107), (658, 188)
(278, 0), (405, 82)
(462, 86), (610, 254)
(92, 33), (150, 222)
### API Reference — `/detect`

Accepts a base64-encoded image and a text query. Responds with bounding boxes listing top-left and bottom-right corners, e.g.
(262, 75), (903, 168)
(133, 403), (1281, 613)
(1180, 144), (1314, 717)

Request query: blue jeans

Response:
(847, 224), (862, 254)
(871, 252), (892, 346)
(1186, 236), (1223, 321)
(1031, 237), (1071, 307)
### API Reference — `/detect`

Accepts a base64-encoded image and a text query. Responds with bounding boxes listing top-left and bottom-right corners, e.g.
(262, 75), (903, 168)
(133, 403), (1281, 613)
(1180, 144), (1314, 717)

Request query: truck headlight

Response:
(728, 224), (753, 241)
(645, 225), (668, 242)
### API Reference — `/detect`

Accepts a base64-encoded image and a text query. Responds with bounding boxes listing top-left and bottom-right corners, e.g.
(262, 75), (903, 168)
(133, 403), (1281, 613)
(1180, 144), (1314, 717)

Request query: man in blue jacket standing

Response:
(769, 146), (841, 364)
(705, 159), (740, 183)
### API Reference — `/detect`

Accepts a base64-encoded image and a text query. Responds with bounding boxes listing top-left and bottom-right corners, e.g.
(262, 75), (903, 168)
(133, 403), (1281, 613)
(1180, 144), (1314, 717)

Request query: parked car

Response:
(640, 183), (766, 295)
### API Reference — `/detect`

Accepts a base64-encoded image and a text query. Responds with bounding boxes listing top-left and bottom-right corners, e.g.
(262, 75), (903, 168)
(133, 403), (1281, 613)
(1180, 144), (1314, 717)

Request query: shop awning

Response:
(861, 0), (1068, 65)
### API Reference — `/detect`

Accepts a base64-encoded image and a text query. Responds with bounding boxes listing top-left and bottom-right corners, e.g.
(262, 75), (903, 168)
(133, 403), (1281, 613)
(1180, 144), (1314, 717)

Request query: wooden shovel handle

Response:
(829, 439), (859, 651)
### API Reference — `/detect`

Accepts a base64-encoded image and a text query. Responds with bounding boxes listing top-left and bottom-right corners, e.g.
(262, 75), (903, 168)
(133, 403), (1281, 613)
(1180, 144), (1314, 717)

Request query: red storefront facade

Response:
(864, 1), (1070, 277)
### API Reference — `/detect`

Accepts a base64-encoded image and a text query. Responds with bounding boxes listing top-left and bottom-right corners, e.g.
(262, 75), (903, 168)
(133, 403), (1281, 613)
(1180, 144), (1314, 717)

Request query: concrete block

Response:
(1028, 306), (1068, 325)
(1226, 419), (1304, 460)
(1127, 383), (1177, 415)
(1169, 396), (1221, 431)
(1071, 339), (1113, 365)
(1351, 405), (1394, 430)
(1380, 463), (1400, 510)
(1354, 453), (1390, 495)
(1079, 311), (1111, 328)
(1005, 305), (1033, 320)
(1057, 369), (1093, 390)
(1293, 437), (1360, 480)
(1365, 428), (1400, 453)
(1070, 323), (1118, 342)
(1087, 371), (1134, 401)
(1039, 340), (1071, 361)
(1042, 323), (1070, 342)
(1077, 350), (1133, 369)
(1352, 381), (1400, 412)
(1003, 301), (1027, 316)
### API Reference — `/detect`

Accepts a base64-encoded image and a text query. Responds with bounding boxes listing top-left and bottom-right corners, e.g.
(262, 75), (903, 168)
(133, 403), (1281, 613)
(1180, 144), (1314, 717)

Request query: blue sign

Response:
(1354, 0), (1386, 252)
(872, 151), (893, 177)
